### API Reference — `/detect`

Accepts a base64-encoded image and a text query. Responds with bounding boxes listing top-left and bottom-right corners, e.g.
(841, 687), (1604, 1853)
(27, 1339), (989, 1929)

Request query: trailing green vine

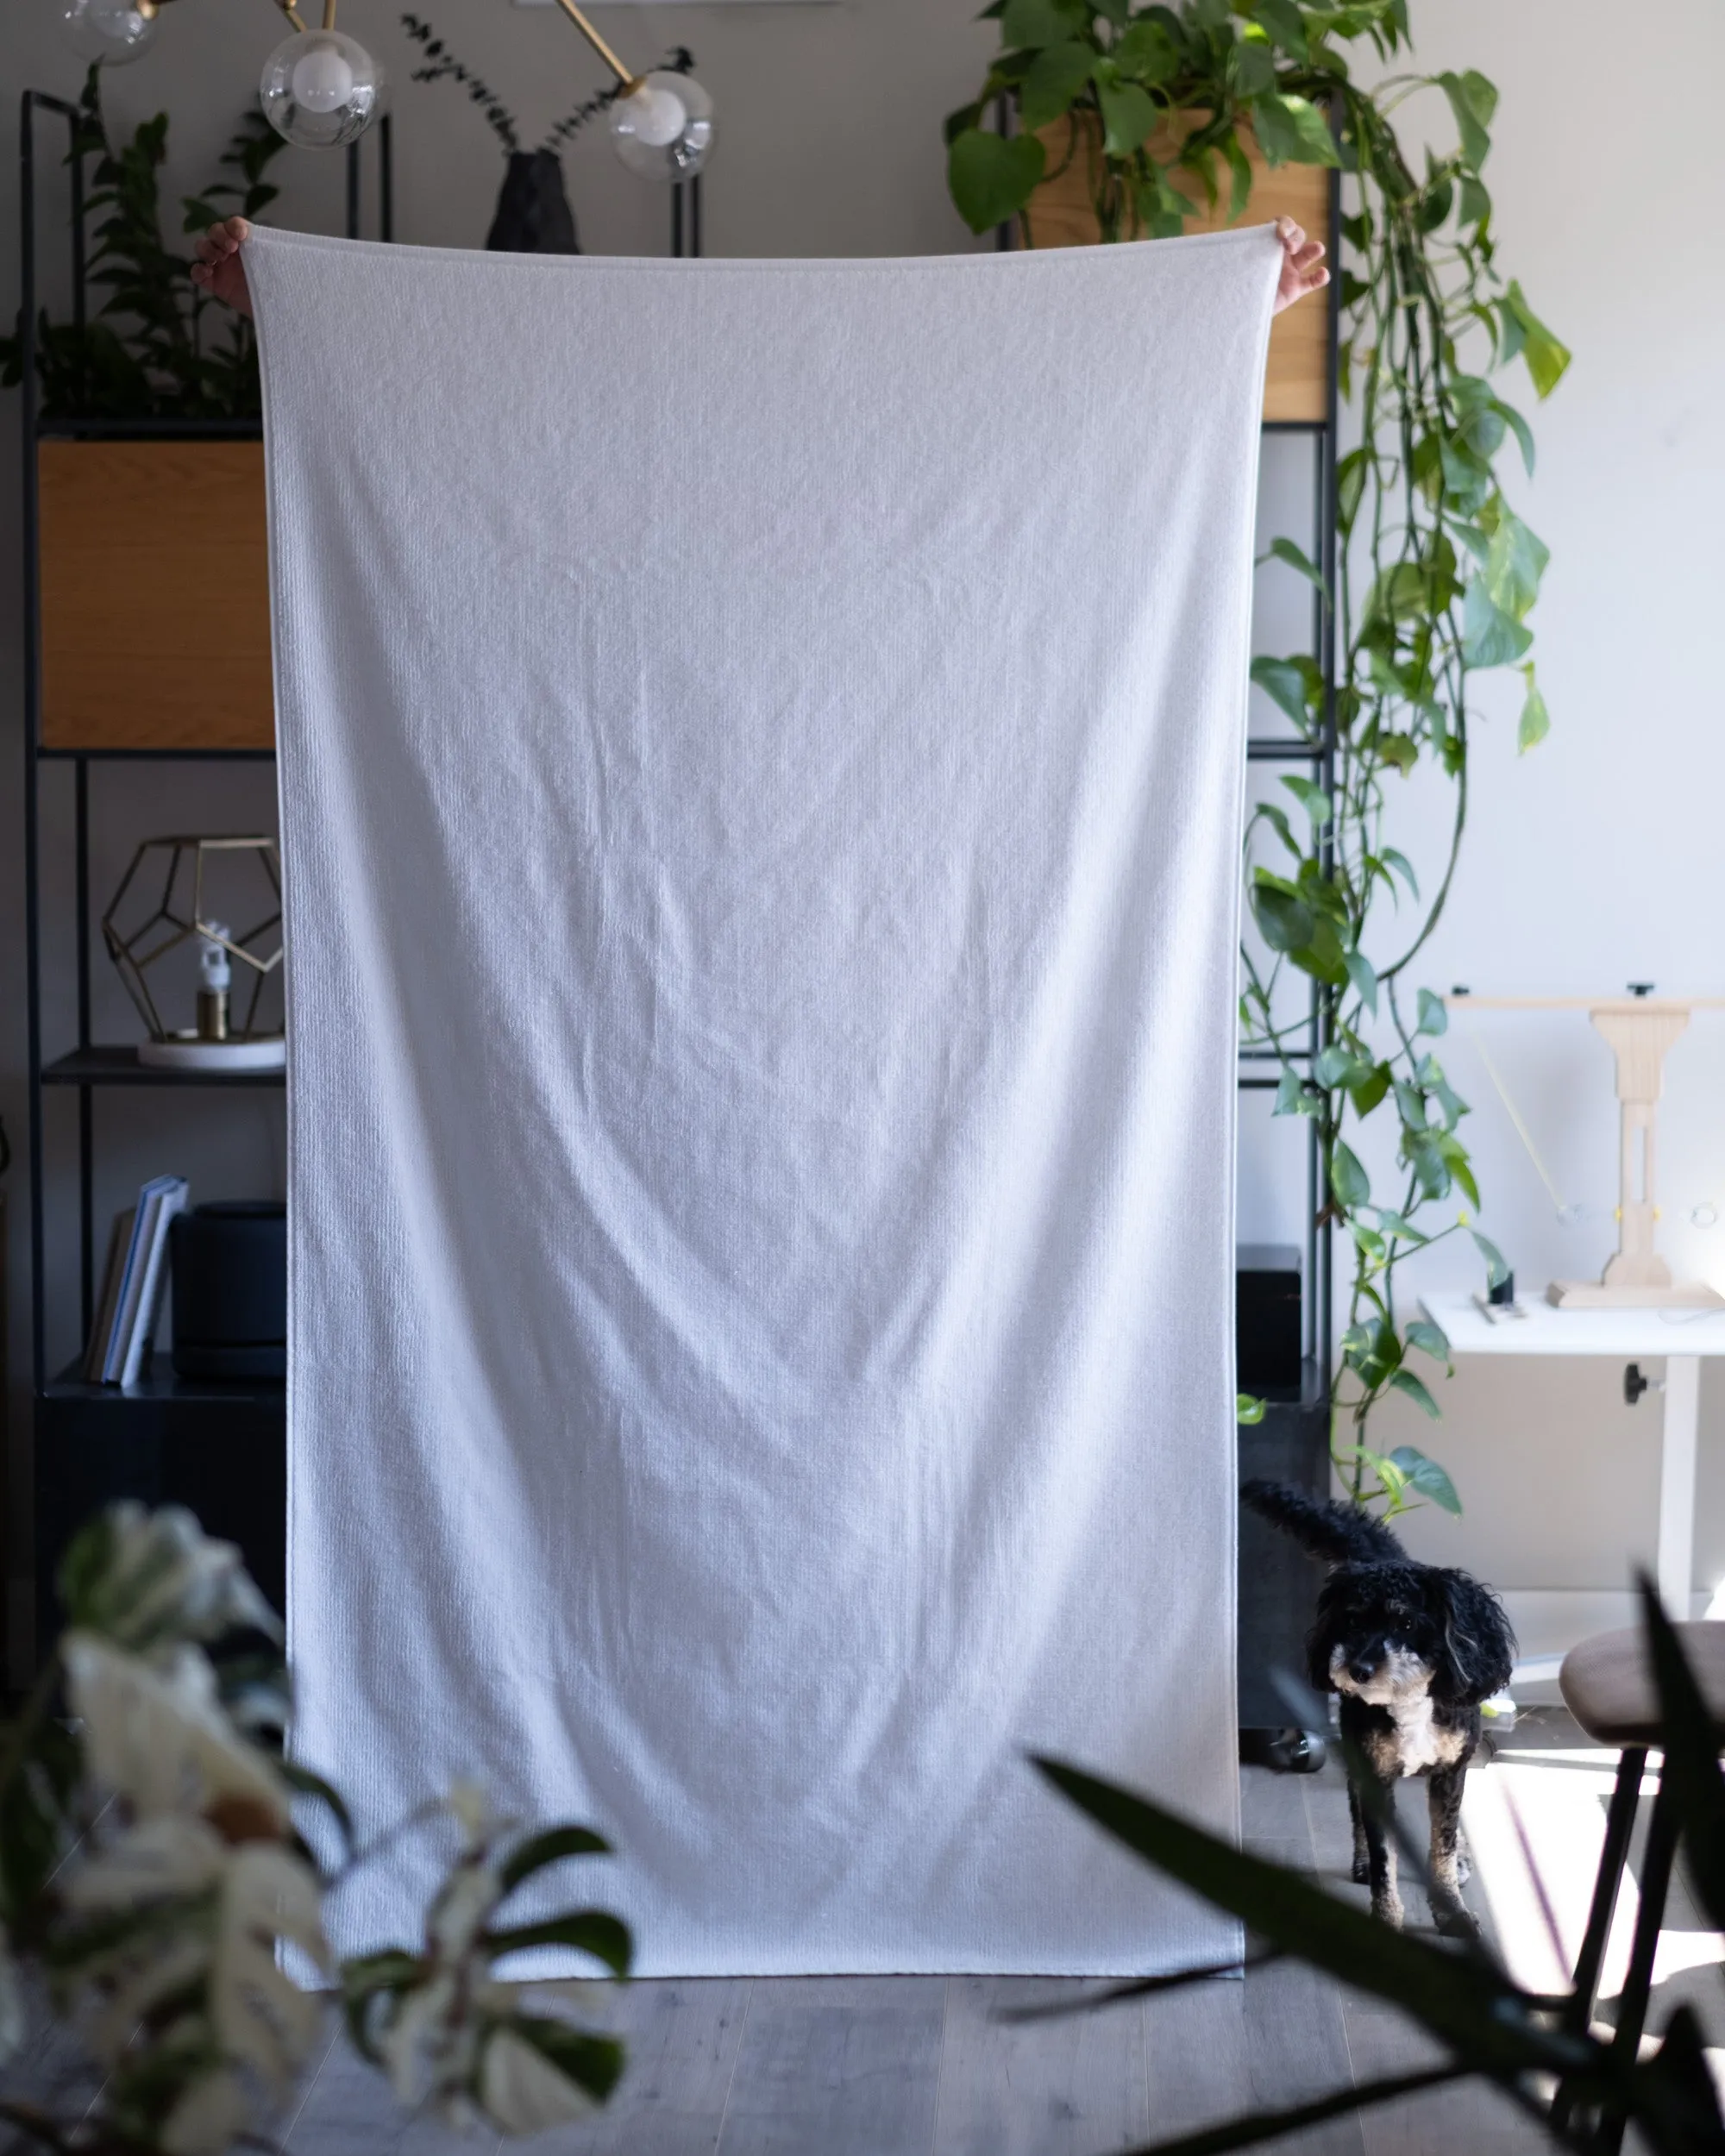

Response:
(946, 0), (1570, 1520)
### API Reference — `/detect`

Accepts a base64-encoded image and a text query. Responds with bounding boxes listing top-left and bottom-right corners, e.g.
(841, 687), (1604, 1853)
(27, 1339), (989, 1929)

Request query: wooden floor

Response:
(8, 1711), (1717, 2155)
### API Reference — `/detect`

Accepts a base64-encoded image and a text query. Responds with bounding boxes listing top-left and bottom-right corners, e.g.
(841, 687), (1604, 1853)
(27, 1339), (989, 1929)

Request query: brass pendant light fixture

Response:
(63, 0), (714, 178)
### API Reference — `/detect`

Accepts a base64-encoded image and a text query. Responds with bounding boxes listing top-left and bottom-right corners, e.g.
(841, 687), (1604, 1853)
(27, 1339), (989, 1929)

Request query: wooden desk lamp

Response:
(1447, 991), (1725, 1311)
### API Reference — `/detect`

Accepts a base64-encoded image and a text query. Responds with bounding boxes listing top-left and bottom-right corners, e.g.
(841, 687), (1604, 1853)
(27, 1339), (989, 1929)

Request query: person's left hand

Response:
(1272, 216), (1328, 315)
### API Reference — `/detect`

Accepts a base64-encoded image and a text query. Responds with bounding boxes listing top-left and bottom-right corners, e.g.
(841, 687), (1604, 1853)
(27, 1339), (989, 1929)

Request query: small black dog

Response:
(1242, 1479), (1515, 1933)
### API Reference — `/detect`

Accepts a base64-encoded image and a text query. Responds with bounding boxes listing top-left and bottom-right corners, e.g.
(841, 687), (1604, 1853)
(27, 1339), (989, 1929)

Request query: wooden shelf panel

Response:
(39, 439), (276, 752)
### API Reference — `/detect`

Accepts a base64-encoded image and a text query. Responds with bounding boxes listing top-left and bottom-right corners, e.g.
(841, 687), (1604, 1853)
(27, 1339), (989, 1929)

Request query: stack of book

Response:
(84, 1175), (189, 1387)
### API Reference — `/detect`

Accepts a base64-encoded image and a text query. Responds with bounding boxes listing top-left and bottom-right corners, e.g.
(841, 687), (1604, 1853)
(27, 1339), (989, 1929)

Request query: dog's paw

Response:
(1371, 1895), (1405, 1931)
(1432, 1897), (1479, 1940)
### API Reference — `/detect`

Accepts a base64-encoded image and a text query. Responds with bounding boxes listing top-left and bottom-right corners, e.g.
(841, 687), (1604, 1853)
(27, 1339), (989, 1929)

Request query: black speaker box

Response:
(171, 1200), (286, 1380)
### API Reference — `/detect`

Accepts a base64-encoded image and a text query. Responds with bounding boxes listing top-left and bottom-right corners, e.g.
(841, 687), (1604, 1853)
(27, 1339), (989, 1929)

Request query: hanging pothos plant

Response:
(946, 0), (1570, 1520)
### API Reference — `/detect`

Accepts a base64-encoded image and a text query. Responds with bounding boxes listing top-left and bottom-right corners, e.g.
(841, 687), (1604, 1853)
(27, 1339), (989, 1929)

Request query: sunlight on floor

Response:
(1463, 1747), (1725, 2002)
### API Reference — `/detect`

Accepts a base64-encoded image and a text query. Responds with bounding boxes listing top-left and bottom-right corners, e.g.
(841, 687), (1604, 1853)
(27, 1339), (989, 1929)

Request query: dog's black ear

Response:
(1306, 1576), (1342, 1695)
(1427, 1568), (1516, 1707)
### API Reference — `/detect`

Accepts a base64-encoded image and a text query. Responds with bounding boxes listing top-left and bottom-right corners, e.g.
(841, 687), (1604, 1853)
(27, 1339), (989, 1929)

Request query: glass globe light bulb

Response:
(260, 28), (383, 150)
(609, 70), (714, 181)
(60, 0), (158, 66)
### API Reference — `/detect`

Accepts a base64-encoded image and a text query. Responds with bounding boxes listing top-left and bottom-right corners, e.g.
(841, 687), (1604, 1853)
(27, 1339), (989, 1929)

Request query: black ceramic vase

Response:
(486, 149), (580, 254)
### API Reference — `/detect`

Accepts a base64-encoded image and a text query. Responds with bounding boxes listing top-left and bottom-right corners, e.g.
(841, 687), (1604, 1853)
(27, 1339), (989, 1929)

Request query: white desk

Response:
(1419, 1294), (1725, 1682)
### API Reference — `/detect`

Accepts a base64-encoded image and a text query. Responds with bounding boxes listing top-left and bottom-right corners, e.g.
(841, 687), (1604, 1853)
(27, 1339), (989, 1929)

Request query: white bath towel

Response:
(249, 222), (1279, 1975)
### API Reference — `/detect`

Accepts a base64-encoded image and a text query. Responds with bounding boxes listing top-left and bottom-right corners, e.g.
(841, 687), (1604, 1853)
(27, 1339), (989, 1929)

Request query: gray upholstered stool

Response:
(1552, 1622), (1725, 2148)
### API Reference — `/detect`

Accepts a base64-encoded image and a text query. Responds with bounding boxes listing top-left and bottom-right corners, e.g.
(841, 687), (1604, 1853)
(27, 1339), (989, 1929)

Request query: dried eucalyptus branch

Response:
(401, 12), (522, 152)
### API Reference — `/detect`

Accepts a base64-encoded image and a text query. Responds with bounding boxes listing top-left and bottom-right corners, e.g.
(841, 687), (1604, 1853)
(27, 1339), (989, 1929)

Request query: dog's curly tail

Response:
(1241, 1478), (1405, 1565)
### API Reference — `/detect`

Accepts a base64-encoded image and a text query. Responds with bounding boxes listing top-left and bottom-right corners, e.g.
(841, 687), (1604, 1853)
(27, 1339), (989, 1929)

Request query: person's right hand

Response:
(191, 218), (254, 319)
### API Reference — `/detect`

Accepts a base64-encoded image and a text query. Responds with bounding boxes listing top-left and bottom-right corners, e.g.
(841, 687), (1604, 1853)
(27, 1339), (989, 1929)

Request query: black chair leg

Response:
(1552, 1745), (1647, 2131)
(1596, 1771), (1679, 2156)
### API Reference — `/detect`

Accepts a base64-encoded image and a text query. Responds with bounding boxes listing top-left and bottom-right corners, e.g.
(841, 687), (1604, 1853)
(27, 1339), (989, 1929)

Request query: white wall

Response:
(1312, 3), (1725, 1637)
(2, 0), (1722, 1658)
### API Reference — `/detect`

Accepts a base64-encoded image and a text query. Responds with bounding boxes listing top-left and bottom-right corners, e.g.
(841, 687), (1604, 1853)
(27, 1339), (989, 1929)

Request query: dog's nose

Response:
(1348, 1656), (1377, 1685)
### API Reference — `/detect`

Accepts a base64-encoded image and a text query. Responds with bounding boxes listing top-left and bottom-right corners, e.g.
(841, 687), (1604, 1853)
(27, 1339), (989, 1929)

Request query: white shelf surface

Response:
(1419, 1293), (1725, 1359)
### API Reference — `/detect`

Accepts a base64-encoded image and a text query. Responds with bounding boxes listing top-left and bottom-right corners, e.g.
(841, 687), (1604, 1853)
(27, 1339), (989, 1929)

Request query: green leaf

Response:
(1469, 1227), (1509, 1288)
(1483, 512), (1550, 621)
(280, 1762), (354, 1852)
(499, 1824), (612, 1896)
(1251, 91), (1338, 169)
(1493, 396), (1536, 476)
(1335, 448), (1368, 535)
(1280, 774), (1331, 825)
(1381, 848), (1419, 899)
(500, 2014), (627, 2108)
(1388, 1444), (1461, 1510)
(1237, 1394), (1266, 1426)
(1458, 69), (1499, 128)
(1250, 879), (1314, 956)
(1502, 279), (1571, 399)
(1259, 535), (1328, 597)
(1517, 663), (1550, 753)
(1330, 1142), (1370, 1209)
(1018, 41), (1095, 131)
(1403, 1319), (1452, 1368)
(1252, 800), (1301, 861)
(1029, 1758), (1582, 2080)
(1314, 1044), (1358, 1088)
(1344, 949), (1379, 1017)
(1222, 129), (1254, 221)
(1000, 0), (1080, 45)
(1463, 581), (1533, 668)
(1349, 1060), (1390, 1117)
(1389, 1370), (1441, 1420)
(1634, 2007), (1725, 2155)
(948, 128), (1046, 234)
(1250, 655), (1318, 728)
(1113, 17), (1179, 84)
(1374, 1210), (1428, 1245)
(341, 1948), (425, 2064)
(1097, 80), (1157, 157)
(1407, 1135), (1452, 1201)
(1415, 987), (1448, 1037)
(1457, 172), (1490, 228)
(1248, 0), (1308, 60)
(1437, 69), (1490, 170)
(484, 1911), (633, 1978)
(1637, 1576), (1725, 1934)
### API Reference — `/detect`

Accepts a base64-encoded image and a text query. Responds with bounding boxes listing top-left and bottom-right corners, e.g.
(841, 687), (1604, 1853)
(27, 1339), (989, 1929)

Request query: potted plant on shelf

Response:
(3, 70), (290, 751)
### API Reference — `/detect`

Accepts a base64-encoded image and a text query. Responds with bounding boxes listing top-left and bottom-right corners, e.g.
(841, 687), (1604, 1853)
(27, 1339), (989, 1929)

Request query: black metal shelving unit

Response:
(16, 93), (399, 1644)
(17, 91), (706, 1654)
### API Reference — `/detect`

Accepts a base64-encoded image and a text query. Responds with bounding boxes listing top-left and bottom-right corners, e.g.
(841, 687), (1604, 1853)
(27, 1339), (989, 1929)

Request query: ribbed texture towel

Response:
(249, 222), (1279, 1975)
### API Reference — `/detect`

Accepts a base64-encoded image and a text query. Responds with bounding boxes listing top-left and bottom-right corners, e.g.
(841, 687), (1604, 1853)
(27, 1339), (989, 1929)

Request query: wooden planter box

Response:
(1026, 118), (1332, 423)
(38, 439), (275, 751)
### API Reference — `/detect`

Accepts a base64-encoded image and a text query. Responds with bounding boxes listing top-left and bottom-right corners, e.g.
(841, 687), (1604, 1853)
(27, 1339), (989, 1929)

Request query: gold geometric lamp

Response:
(103, 837), (286, 1074)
